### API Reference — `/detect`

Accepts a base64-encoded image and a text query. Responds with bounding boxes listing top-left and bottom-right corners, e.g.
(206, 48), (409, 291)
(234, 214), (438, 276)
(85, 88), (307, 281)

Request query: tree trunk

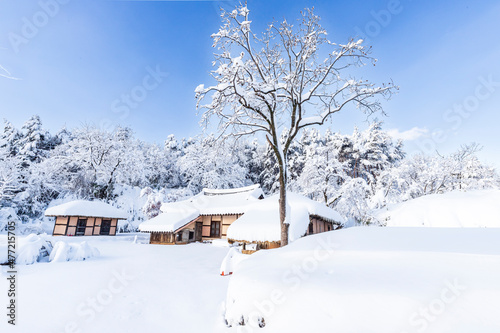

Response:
(279, 161), (289, 247)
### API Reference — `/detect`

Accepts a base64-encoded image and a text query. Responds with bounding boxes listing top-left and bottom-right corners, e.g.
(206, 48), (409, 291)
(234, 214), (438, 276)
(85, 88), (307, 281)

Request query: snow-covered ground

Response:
(224, 227), (500, 332)
(0, 234), (231, 332)
(2, 227), (500, 332)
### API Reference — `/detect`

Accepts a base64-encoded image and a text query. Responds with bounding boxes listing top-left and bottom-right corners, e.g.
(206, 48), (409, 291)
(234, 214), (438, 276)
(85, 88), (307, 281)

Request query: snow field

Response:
(223, 227), (500, 333)
(0, 234), (231, 333)
(2, 227), (500, 333)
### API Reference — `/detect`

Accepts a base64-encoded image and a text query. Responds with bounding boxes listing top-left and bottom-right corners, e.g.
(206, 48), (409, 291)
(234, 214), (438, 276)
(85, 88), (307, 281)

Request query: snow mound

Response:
(45, 200), (128, 219)
(224, 227), (500, 332)
(227, 192), (344, 243)
(0, 234), (100, 265)
(374, 189), (500, 227)
(50, 241), (100, 263)
(220, 247), (248, 276)
(15, 234), (53, 265)
(211, 239), (230, 247)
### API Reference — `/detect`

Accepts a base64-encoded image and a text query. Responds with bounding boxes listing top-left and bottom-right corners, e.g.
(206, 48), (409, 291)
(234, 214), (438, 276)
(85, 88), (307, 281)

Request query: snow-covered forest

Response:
(1, 115), (497, 232)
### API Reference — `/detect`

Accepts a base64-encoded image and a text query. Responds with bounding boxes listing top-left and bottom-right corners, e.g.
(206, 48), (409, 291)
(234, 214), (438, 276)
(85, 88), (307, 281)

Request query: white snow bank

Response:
(374, 189), (500, 227)
(50, 241), (100, 262)
(220, 247), (248, 276)
(224, 227), (500, 332)
(211, 239), (230, 247)
(227, 192), (344, 243)
(0, 234), (100, 265)
(45, 200), (128, 219)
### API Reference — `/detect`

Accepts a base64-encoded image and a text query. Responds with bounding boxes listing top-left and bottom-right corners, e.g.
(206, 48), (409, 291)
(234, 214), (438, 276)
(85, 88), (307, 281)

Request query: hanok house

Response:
(226, 192), (344, 253)
(45, 200), (128, 236)
(139, 184), (265, 245)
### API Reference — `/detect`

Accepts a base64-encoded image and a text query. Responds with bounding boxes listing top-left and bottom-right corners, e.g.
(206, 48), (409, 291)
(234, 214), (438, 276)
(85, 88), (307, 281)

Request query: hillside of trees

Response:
(0, 115), (497, 232)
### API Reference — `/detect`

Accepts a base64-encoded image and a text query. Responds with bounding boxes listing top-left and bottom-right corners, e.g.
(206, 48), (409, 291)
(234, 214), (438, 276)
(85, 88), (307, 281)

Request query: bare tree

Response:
(196, 4), (396, 246)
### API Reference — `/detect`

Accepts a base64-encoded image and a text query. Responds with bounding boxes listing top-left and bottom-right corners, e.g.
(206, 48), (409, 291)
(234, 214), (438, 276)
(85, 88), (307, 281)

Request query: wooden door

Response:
(195, 222), (203, 241)
(76, 219), (87, 236)
(210, 221), (220, 238)
(100, 220), (111, 235)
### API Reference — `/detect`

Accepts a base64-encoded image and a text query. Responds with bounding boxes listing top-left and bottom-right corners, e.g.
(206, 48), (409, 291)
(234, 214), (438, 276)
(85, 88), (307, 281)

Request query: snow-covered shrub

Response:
(0, 233), (100, 265)
(0, 207), (20, 232)
(140, 187), (165, 219)
(335, 178), (373, 224)
(50, 241), (100, 263)
(114, 185), (147, 232)
(15, 234), (53, 265)
(141, 187), (193, 219)
(177, 136), (250, 193)
(17, 220), (46, 235)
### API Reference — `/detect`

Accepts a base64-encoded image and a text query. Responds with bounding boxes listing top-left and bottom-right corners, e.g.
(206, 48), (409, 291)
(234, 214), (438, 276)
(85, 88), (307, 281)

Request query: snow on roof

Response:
(227, 192), (345, 243)
(202, 184), (261, 196)
(45, 200), (128, 219)
(138, 209), (200, 233)
(139, 185), (265, 233)
(373, 189), (500, 227)
(161, 184), (264, 216)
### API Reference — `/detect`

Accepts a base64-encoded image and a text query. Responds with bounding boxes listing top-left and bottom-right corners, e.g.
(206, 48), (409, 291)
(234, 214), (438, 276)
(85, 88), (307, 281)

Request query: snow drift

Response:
(223, 227), (500, 332)
(49, 240), (100, 262)
(0, 234), (100, 265)
(220, 247), (248, 276)
(374, 189), (500, 227)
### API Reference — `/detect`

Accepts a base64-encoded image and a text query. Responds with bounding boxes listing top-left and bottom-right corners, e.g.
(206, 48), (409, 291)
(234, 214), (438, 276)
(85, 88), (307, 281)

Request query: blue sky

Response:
(1, 0), (499, 167)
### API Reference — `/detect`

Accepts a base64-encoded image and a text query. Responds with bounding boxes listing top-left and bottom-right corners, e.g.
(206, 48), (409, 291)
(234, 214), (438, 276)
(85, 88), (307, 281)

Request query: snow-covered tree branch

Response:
(196, 4), (396, 245)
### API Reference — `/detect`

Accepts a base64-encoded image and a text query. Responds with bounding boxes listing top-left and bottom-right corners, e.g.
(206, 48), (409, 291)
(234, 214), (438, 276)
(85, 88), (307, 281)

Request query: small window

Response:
(76, 219), (87, 236)
(308, 223), (314, 234)
(189, 231), (194, 240)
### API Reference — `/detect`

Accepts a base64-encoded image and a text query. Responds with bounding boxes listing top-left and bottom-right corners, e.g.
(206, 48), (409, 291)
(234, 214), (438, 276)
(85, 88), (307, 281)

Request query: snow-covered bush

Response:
(177, 135), (250, 193)
(15, 234), (53, 265)
(0, 207), (20, 232)
(113, 185), (147, 232)
(141, 186), (193, 219)
(50, 241), (100, 263)
(0, 233), (100, 265)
